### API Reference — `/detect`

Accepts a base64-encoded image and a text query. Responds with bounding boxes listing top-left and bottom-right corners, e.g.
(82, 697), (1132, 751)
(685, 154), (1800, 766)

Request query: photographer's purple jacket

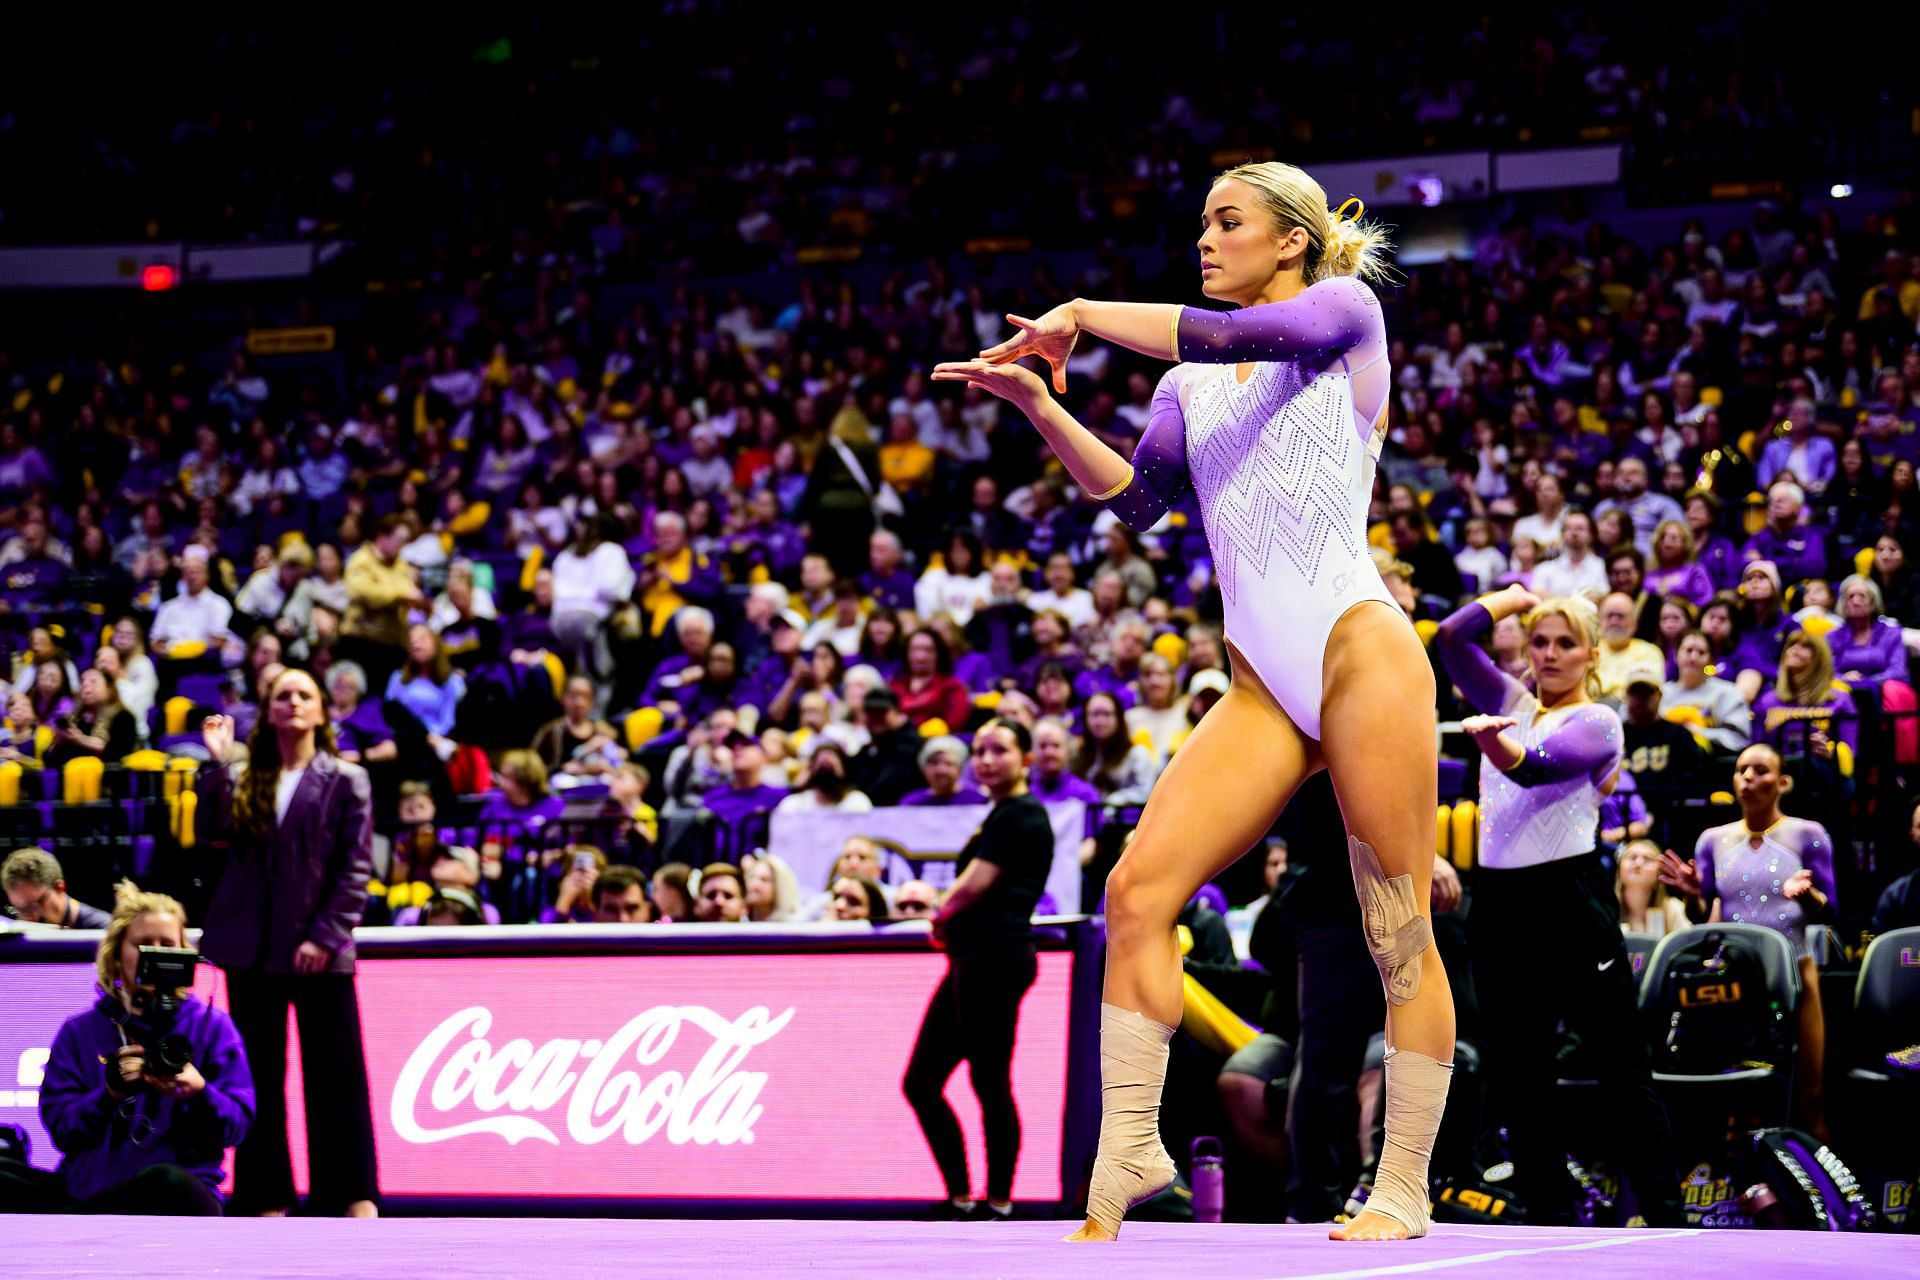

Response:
(40, 993), (255, 1200)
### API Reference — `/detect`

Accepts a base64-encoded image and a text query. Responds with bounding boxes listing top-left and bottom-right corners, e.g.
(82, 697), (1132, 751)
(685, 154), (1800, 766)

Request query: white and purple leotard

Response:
(1099, 276), (1400, 738)
(1437, 602), (1625, 869)
(1693, 817), (1837, 958)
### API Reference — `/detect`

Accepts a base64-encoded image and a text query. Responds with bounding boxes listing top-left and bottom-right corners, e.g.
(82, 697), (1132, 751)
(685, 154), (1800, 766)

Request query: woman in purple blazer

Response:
(197, 667), (379, 1218)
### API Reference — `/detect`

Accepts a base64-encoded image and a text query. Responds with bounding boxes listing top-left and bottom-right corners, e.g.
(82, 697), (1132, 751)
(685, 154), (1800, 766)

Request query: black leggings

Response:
(226, 970), (380, 1214)
(1470, 852), (1683, 1225)
(903, 943), (1038, 1202)
(0, 1159), (223, 1215)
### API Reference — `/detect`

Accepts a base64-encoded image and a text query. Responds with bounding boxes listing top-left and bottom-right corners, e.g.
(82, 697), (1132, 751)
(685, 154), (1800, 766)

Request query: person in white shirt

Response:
(549, 515), (637, 692)
(150, 550), (237, 657)
(1026, 552), (1097, 630)
(1511, 472), (1569, 559)
(234, 542), (314, 633)
(1530, 509), (1608, 600)
(1453, 518), (1510, 595)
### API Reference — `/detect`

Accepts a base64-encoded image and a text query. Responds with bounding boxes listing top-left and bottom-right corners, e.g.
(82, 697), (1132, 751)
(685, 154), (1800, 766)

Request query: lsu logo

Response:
(1679, 981), (1742, 1007)
(1899, 947), (1919, 969)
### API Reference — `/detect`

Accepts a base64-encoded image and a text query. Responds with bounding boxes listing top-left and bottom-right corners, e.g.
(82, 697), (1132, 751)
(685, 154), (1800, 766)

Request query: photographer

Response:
(21, 883), (253, 1213)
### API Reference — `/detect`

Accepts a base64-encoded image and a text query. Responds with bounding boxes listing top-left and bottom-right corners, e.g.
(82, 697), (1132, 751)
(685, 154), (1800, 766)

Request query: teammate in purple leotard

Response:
(935, 161), (1454, 1243)
(1436, 583), (1685, 1226)
(1660, 743), (1837, 1137)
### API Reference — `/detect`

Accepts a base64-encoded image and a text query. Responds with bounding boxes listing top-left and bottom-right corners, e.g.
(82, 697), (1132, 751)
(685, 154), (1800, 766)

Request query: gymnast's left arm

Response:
(1502, 706), (1624, 789)
(1088, 276), (1379, 365)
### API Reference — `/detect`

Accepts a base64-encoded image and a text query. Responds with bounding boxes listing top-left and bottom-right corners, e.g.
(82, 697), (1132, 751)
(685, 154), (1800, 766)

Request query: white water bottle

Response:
(1191, 1136), (1225, 1223)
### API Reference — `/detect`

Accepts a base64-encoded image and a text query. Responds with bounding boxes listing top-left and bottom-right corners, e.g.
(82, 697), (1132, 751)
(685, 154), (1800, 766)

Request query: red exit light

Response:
(142, 264), (178, 292)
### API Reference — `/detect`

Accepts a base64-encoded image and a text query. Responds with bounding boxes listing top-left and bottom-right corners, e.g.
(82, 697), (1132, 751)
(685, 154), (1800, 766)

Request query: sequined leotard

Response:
(1436, 602), (1624, 868)
(1100, 275), (1401, 738)
(1693, 817), (1837, 958)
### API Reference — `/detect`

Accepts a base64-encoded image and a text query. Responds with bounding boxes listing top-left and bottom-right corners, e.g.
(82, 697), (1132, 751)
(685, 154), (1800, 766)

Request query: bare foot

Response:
(1062, 1217), (1117, 1242)
(345, 1200), (379, 1219)
(257, 1208), (289, 1218)
(1330, 1209), (1412, 1241)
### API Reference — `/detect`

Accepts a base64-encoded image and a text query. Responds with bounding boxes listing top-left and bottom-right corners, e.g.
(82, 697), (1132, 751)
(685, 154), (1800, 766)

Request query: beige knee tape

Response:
(1364, 1048), (1453, 1237)
(1084, 1003), (1178, 1235)
(1348, 836), (1432, 1006)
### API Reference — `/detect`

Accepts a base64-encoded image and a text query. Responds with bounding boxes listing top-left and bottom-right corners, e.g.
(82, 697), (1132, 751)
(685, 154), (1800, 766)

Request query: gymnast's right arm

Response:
(930, 360), (1189, 532)
(1435, 594), (1530, 716)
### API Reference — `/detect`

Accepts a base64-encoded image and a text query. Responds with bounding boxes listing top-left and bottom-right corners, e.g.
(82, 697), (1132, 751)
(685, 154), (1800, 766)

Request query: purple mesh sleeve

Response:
(1435, 602), (1527, 716)
(1694, 828), (1721, 906)
(1504, 705), (1622, 789)
(1799, 822), (1838, 908)
(1102, 369), (1191, 531)
(1175, 276), (1379, 364)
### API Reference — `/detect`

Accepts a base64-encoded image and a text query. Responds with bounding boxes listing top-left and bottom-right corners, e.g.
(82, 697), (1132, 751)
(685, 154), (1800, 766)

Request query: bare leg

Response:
(1318, 604), (1456, 1242)
(1067, 664), (1321, 1241)
(1794, 955), (1829, 1142)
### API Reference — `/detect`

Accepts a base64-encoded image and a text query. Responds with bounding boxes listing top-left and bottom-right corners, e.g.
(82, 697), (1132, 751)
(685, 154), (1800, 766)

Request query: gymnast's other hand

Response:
(975, 303), (1079, 393)
(1658, 849), (1703, 902)
(932, 359), (1050, 414)
(1481, 583), (1540, 620)
(1459, 714), (1516, 742)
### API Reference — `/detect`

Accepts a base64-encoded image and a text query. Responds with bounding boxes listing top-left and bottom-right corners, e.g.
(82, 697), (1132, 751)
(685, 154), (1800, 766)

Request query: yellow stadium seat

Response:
(539, 652), (566, 701)
(165, 640), (208, 661)
(122, 750), (167, 773)
(973, 691), (1003, 711)
(0, 761), (21, 806)
(172, 789), (198, 848)
(1737, 430), (1757, 459)
(1700, 386), (1724, 407)
(1130, 728), (1156, 751)
(1415, 619), (1440, 647)
(63, 757), (105, 805)
(520, 546), (545, 594)
(163, 757), (198, 799)
(919, 718), (950, 738)
(1855, 546), (1875, 576)
(1152, 633), (1189, 668)
(164, 696), (194, 738)
(624, 706), (665, 751)
(1436, 805), (1451, 861)
(1449, 800), (1478, 871)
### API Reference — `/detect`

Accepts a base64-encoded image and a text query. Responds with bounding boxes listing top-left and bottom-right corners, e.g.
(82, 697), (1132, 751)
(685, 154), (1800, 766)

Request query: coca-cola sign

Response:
(0, 947), (1074, 1202)
(388, 1004), (795, 1148)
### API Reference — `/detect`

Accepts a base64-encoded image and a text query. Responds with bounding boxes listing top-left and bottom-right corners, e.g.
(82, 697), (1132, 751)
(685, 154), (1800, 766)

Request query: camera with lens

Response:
(130, 946), (199, 1080)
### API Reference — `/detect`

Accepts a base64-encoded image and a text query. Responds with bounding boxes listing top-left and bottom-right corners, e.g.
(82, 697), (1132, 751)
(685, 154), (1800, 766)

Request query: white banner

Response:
(771, 801), (1088, 916)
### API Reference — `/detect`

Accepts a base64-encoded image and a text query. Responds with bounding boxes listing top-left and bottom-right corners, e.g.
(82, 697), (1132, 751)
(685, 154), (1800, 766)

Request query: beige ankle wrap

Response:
(1084, 1003), (1178, 1236)
(1364, 1047), (1453, 1237)
(1348, 836), (1432, 1006)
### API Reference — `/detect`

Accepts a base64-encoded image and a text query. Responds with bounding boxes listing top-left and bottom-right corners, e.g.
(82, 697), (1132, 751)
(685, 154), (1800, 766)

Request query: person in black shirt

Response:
(905, 718), (1051, 1220)
(851, 686), (924, 806)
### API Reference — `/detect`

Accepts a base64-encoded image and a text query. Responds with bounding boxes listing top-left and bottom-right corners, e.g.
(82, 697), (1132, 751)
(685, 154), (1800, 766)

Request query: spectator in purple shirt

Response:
(860, 529), (919, 613)
(1644, 520), (1716, 607)
(0, 421), (55, 505)
(476, 749), (568, 834)
(1731, 560), (1795, 702)
(699, 731), (788, 839)
(1743, 482), (1828, 587)
(1756, 400), (1837, 495)
(1594, 457), (1685, 555)
(1, 517), (69, 607)
(1828, 575), (1910, 694)
(1686, 491), (1745, 592)
(1754, 631), (1860, 766)
(1028, 717), (1101, 804)
(899, 736), (988, 807)
(1073, 616), (1147, 708)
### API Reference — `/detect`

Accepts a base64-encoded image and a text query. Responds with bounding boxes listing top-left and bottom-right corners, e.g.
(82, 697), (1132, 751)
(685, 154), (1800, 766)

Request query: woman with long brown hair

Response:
(197, 668), (378, 1217)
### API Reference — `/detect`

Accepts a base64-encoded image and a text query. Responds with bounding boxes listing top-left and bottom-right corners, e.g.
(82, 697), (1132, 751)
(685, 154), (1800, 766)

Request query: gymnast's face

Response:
(1197, 180), (1306, 307)
(1527, 614), (1593, 700)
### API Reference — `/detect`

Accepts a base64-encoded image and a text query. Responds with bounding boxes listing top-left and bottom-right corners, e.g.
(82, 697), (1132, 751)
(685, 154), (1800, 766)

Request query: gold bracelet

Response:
(1168, 310), (1181, 362)
(1090, 466), (1136, 502)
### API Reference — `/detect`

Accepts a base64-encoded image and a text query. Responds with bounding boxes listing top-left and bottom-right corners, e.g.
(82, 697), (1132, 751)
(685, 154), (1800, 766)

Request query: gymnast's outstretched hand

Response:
(976, 303), (1079, 393)
(932, 359), (1050, 414)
